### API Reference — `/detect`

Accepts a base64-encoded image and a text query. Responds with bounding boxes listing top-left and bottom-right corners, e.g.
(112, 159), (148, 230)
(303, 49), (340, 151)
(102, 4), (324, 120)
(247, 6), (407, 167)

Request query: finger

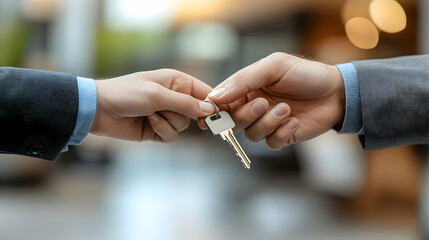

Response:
(197, 101), (233, 130)
(265, 118), (299, 150)
(244, 103), (291, 142)
(230, 98), (269, 133)
(147, 69), (213, 100)
(197, 96), (262, 131)
(245, 103), (291, 142)
(207, 52), (291, 104)
(158, 111), (190, 132)
(197, 97), (233, 130)
(140, 118), (162, 142)
(157, 87), (215, 118)
(198, 117), (208, 130)
(147, 113), (179, 143)
(190, 75), (214, 100)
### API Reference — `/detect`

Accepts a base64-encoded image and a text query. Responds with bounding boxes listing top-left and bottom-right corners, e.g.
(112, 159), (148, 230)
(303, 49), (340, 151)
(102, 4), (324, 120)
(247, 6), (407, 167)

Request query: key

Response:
(205, 110), (251, 169)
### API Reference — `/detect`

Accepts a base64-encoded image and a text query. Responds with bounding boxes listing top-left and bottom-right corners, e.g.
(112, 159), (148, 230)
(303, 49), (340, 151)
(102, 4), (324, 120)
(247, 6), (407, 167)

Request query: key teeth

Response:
(235, 152), (251, 169)
(241, 162), (250, 169)
(220, 131), (251, 169)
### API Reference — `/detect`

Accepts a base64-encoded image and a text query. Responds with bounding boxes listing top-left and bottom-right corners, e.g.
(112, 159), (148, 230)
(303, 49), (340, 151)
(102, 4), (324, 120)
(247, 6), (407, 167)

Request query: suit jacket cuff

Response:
(335, 63), (363, 133)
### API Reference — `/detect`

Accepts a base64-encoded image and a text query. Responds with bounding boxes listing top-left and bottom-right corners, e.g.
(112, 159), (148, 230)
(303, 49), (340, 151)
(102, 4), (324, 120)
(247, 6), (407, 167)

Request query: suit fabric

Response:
(353, 55), (429, 151)
(0, 67), (78, 160)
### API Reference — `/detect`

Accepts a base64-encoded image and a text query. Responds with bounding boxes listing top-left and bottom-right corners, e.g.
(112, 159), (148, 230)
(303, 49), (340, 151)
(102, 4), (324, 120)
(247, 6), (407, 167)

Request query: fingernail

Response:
(286, 120), (297, 130)
(199, 101), (215, 113)
(250, 100), (267, 115)
(148, 114), (159, 123)
(208, 88), (226, 98)
(272, 104), (288, 117)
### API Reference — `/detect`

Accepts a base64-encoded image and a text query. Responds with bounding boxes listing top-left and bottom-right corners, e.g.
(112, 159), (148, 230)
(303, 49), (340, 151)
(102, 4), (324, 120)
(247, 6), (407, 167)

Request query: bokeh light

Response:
(105, 0), (177, 31)
(345, 17), (379, 49)
(370, 0), (407, 33)
(176, 22), (238, 60)
(341, 0), (372, 23)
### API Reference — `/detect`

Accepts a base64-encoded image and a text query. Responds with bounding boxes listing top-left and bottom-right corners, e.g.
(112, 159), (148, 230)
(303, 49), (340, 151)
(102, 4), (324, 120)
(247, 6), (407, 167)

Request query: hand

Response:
(91, 69), (214, 142)
(199, 52), (345, 150)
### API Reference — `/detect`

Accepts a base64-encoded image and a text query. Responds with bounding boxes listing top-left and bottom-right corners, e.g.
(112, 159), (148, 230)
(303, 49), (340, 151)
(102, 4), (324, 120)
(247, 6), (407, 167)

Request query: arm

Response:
(203, 53), (429, 151)
(0, 68), (214, 160)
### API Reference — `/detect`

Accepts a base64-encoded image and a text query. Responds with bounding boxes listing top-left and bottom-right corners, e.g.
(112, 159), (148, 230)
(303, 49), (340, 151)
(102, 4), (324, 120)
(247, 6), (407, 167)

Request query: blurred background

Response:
(0, 0), (427, 239)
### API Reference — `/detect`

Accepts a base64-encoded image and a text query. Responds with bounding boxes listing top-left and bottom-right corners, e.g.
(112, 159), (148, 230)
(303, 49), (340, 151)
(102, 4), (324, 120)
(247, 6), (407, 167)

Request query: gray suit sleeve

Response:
(0, 67), (79, 160)
(353, 55), (429, 151)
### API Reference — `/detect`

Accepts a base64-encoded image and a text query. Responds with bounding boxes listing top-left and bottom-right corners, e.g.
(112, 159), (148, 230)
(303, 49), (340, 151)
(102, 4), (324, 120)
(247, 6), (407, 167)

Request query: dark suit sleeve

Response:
(353, 54), (429, 151)
(0, 67), (79, 160)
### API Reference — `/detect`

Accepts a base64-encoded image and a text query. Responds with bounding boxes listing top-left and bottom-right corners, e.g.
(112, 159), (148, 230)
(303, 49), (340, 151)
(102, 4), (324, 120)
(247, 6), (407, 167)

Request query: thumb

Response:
(158, 88), (215, 117)
(207, 52), (287, 104)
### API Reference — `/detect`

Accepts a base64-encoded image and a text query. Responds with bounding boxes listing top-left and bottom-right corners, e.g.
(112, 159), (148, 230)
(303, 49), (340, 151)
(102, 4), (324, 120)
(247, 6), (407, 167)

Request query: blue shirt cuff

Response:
(336, 63), (362, 133)
(63, 77), (97, 151)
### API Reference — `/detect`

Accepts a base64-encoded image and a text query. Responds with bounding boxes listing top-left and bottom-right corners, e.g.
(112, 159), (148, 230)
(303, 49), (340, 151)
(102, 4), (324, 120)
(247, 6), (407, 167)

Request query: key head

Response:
(205, 111), (235, 135)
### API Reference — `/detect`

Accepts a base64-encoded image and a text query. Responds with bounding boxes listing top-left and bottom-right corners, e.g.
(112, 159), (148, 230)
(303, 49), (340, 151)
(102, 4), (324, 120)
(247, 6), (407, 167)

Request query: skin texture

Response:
(199, 52), (345, 150)
(91, 69), (214, 143)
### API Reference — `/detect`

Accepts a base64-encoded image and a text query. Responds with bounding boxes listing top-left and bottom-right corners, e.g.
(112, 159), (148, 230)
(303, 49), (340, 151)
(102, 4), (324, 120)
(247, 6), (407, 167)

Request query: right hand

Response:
(199, 52), (346, 150)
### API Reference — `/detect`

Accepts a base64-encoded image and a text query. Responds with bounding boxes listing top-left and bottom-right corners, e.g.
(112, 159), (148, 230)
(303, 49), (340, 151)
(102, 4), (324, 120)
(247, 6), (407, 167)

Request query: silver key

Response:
(205, 111), (251, 169)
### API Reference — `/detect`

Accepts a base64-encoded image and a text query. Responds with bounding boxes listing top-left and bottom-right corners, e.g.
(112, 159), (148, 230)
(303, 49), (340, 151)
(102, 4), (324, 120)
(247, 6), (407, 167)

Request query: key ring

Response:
(204, 100), (220, 119)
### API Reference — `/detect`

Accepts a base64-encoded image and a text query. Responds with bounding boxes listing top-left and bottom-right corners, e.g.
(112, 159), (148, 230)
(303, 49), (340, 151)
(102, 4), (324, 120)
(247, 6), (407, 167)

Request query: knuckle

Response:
(273, 129), (289, 142)
(263, 52), (290, 81)
(268, 52), (286, 61)
(147, 83), (163, 97)
(244, 130), (260, 142)
(180, 72), (195, 83)
(164, 68), (192, 82)
(158, 68), (178, 74)
(260, 118), (275, 130)
(232, 110), (248, 123)
(156, 68), (187, 83)
(266, 131), (288, 150)
(174, 73), (195, 92)
(170, 80), (183, 92)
